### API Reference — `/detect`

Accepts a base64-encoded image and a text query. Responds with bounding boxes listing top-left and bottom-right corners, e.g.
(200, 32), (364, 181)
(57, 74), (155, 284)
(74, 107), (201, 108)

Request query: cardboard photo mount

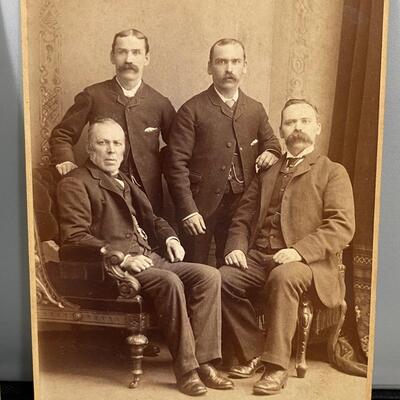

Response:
(21, 1), (388, 399)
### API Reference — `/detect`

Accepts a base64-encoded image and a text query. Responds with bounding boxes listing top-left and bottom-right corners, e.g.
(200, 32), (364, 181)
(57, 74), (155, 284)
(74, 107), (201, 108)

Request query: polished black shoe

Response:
(143, 343), (160, 357)
(198, 363), (234, 390)
(177, 370), (207, 396)
(229, 356), (264, 378)
(253, 368), (288, 395)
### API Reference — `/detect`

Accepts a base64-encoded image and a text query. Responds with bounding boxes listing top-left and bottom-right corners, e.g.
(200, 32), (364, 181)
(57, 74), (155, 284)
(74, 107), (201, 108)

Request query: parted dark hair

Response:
(111, 28), (149, 54)
(280, 98), (320, 126)
(209, 38), (246, 62)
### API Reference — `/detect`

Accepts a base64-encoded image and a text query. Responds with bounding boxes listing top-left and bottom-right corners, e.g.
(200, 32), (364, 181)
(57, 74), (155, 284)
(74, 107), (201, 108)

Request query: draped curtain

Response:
(328, 0), (384, 376)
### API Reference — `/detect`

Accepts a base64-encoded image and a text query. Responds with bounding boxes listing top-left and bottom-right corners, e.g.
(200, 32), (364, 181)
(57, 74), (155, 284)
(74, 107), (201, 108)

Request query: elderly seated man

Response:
(220, 99), (355, 395)
(57, 117), (234, 396)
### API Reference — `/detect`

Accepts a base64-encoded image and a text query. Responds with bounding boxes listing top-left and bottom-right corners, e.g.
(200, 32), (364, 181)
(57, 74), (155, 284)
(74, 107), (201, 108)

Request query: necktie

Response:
(225, 99), (236, 108)
(286, 157), (303, 168)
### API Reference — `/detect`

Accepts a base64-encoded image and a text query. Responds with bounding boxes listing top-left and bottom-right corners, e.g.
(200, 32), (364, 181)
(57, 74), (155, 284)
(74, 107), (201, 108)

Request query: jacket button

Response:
(215, 188), (221, 194)
(239, 147), (243, 151)
(126, 233), (132, 238)
(226, 142), (232, 148)
(221, 165), (227, 171)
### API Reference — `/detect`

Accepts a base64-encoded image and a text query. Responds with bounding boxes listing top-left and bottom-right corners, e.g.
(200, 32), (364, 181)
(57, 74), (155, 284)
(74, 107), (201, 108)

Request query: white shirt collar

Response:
(213, 85), (239, 103)
(116, 77), (142, 98)
(286, 144), (315, 159)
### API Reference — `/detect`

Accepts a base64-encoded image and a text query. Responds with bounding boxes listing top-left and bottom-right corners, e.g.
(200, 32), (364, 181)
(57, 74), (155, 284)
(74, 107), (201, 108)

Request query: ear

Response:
(144, 52), (150, 66)
(110, 51), (115, 65)
(316, 122), (322, 136)
(242, 60), (248, 74)
(207, 61), (212, 76)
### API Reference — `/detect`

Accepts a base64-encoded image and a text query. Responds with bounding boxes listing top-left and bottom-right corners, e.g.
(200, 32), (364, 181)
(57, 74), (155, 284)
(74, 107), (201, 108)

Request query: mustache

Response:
(286, 130), (313, 146)
(223, 73), (237, 82)
(117, 63), (139, 73)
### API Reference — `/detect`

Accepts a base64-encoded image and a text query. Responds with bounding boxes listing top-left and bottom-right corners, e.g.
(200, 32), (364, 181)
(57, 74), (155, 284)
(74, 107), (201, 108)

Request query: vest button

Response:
(226, 142), (232, 148)
(126, 233), (132, 238)
(221, 165), (227, 171)
(215, 188), (221, 194)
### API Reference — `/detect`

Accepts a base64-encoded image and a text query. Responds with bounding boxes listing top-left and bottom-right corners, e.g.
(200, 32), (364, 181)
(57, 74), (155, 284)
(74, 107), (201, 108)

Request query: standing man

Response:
(50, 28), (175, 214)
(57, 118), (234, 396)
(165, 38), (281, 266)
(220, 99), (355, 395)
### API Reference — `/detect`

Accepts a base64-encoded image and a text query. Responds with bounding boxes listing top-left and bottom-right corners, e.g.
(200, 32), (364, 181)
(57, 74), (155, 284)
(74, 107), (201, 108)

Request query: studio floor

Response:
(36, 328), (367, 400)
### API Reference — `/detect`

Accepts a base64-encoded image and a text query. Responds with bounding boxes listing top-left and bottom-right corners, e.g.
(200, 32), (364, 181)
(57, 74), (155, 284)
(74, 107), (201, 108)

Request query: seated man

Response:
(220, 99), (355, 395)
(57, 117), (233, 396)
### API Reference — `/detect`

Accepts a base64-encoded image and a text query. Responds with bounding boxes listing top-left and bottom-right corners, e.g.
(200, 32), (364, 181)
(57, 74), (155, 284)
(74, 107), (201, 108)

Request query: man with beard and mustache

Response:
(49, 28), (175, 214)
(165, 38), (281, 267)
(219, 99), (355, 395)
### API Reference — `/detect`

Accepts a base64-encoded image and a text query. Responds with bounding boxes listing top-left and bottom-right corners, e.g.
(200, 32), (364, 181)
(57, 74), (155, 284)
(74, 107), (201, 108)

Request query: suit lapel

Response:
(110, 77), (146, 108)
(290, 151), (320, 179)
(206, 85), (235, 119)
(86, 160), (123, 198)
(255, 158), (285, 232)
(233, 89), (246, 121)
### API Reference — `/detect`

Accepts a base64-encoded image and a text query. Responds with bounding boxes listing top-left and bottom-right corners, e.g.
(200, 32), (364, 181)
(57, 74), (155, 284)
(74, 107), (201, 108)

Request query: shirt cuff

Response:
(166, 236), (180, 246)
(182, 212), (200, 222)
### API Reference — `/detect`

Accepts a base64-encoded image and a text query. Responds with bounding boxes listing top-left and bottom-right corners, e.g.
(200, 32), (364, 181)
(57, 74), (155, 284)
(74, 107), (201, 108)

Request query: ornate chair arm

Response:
(101, 249), (142, 300)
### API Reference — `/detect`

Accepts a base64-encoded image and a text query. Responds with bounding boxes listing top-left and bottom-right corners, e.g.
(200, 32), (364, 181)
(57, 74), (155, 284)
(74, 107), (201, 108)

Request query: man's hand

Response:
(166, 239), (185, 262)
(256, 150), (279, 172)
(273, 248), (302, 264)
(225, 250), (248, 270)
(56, 161), (78, 175)
(182, 213), (206, 236)
(120, 254), (153, 274)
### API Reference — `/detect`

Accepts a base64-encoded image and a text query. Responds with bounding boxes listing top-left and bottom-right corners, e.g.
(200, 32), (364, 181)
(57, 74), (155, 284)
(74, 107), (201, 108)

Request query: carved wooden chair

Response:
(33, 166), (155, 388)
(255, 254), (347, 378)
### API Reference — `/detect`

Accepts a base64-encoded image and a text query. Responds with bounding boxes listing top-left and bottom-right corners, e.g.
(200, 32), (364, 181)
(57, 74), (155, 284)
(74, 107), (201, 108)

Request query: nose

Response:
(126, 50), (134, 63)
(226, 61), (233, 72)
(294, 121), (303, 131)
(106, 143), (116, 153)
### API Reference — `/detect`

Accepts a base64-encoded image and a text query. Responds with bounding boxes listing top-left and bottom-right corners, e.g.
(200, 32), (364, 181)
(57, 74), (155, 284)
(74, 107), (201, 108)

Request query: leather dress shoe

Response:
(198, 363), (234, 390)
(229, 356), (265, 378)
(253, 368), (288, 395)
(143, 343), (160, 357)
(177, 370), (207, 396)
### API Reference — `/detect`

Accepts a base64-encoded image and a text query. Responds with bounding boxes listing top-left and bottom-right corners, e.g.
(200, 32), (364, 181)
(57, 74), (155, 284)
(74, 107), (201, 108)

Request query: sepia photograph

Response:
(21, 0), (387, 399)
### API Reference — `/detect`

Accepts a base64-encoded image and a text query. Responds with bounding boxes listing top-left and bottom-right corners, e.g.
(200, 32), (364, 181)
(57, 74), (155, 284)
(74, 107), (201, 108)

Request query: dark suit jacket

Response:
(50, 77), (176, 212)
(224, 152), (356, 308)
(57, 160), (176, 255)
(164, 85), (281, 220)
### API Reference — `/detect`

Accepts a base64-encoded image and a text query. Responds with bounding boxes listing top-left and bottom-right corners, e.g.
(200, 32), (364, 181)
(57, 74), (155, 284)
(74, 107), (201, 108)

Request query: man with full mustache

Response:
(220, 99), (355, 395)
(50, 28), (175, 214)
(165, 38), (281, 266)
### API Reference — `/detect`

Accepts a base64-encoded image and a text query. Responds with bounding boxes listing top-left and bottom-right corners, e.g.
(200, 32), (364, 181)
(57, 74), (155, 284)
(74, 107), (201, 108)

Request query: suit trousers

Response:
(220, 250), (313, 369)
(134, 252), (221, 378)
(181, 191), (242, 267)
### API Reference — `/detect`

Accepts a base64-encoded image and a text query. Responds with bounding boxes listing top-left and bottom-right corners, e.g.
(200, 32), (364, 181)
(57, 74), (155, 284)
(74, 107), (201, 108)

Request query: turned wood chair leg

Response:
(327, 300), (347, 365)
(296, 297), (314, 378)
(126, 332), (148, 388)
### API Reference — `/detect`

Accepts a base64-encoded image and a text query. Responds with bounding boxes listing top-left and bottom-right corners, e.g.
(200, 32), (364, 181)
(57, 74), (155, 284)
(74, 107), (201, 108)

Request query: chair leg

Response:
(126, 332), (148, 388)
(296, 297), (313, 378)
(327, 300), (347, 364)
